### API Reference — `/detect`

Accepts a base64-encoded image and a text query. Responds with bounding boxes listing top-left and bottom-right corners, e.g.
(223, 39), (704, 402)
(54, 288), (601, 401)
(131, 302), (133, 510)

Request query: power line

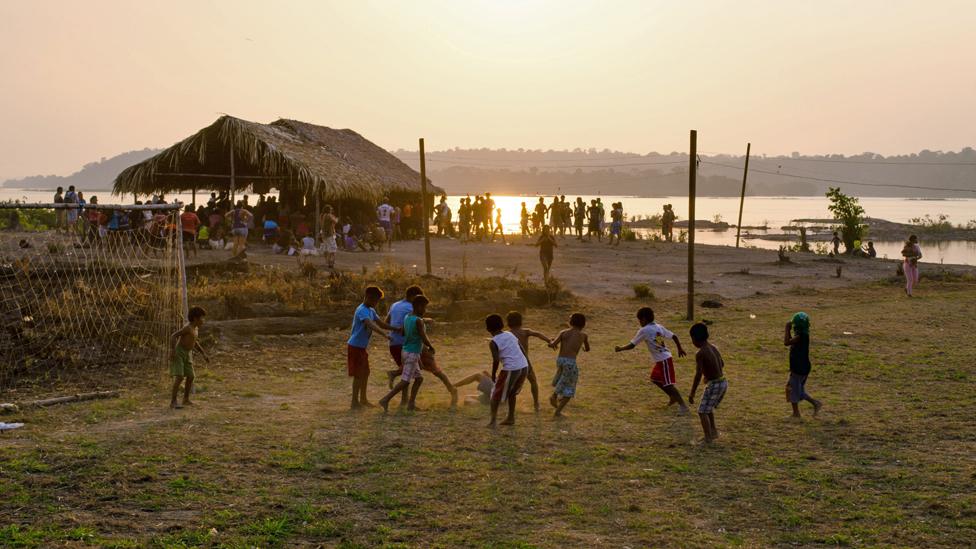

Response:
(701, 160), (976, 194)
(424, 158), (687, 169)
(701, 153), (976, 167)
(424, 153), (659, 163)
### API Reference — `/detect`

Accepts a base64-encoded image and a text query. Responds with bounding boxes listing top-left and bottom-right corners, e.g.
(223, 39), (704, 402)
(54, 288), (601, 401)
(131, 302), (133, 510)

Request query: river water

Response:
(3, 188), (974, 265)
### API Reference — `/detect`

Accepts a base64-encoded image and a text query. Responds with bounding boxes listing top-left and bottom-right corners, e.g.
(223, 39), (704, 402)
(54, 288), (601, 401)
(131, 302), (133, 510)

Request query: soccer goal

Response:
(0, 202), (188, 392)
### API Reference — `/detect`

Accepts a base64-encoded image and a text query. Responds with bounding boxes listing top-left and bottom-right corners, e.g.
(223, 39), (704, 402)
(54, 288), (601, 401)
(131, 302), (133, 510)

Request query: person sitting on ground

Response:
(454, 370), (495, 406)
(197, 224), (211, 250)
(300, 234), (318, 255)
(263, 218), (280, 244)
(368, 222), (387, 251)
(687, 322), (728, 443)
(547, 313), (590, 417)
(865, 241), (876, 258)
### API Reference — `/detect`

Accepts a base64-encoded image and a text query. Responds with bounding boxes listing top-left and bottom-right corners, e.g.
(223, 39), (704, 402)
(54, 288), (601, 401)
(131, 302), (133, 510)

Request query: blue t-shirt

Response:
(387, 299), (413, 347)
(347, 304), (378, 349)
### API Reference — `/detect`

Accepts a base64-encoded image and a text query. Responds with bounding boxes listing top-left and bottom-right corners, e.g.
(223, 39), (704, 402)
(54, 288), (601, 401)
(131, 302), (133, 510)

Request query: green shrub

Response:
(632, 283), (654, 300)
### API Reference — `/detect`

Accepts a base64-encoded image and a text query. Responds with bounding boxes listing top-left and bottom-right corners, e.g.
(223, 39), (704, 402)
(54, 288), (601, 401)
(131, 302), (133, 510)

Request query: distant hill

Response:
(2, 149), (161, 191)
(393, 148), (976, 198)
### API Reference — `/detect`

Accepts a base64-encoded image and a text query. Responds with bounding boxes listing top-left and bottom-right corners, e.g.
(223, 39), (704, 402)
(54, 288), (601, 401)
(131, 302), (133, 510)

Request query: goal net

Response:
(0, 202), (187, 392)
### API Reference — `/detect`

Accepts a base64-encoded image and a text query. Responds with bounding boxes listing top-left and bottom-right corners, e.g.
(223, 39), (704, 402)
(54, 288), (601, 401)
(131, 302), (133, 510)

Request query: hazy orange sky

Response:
(2, 0), (975, 179)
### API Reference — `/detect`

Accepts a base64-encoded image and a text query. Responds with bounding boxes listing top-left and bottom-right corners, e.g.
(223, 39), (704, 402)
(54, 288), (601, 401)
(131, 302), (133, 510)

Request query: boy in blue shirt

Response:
(347, 286), (398, 410)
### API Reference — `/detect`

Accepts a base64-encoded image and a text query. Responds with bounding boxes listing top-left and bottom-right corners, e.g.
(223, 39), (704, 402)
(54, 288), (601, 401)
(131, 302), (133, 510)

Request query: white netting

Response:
(0, 204), (186, 392)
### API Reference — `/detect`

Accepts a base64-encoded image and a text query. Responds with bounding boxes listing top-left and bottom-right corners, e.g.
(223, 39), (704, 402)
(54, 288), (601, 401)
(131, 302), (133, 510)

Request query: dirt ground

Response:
(190, 234), (976, 301)
(2, 276), (975, 547)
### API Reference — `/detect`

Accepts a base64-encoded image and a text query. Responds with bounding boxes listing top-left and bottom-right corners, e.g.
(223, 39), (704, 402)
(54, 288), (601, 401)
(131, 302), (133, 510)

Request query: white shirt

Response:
(631, 322), (675, 363)
(301, 236), (315, 250)
(492, 331), (528, 371)
(377, 204), (394, 222)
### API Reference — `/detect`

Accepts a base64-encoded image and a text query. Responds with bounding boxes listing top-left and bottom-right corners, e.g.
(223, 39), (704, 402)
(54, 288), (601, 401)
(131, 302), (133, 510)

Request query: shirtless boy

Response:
(505, 311), (553, 411)
(169, 306), (210, 409)
(548, 313), (590, 416)
(687, 323), (728, 443)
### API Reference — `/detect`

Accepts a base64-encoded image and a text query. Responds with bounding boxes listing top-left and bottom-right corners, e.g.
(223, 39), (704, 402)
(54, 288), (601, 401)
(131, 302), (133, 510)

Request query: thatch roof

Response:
(114, 115), (442, 202)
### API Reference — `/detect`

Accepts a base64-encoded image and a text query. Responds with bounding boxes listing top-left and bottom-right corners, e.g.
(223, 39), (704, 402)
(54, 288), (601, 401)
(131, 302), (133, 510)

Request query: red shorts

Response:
(347, 345), (369, 377)
(650, 357), (676, 388)
(389, 345), (404, 368)
(492, 368), (527, 403)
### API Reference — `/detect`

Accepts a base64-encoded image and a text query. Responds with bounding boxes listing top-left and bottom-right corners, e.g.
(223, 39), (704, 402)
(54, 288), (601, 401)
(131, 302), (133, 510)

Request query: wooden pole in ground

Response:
(314, 191), (321, 243)
(735, 142), (751, 248)
(687, 130), (697, 321)
(419, 138), (432, 275)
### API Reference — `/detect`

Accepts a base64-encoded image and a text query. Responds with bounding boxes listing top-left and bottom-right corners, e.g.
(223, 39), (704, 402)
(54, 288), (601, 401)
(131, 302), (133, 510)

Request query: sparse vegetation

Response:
(632, 283), (654, 299)
(910, 213), (953, 232)
(825, 187), (866, 254)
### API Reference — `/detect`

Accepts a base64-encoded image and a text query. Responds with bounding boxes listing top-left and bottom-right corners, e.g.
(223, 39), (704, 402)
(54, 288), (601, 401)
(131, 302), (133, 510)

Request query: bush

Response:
(622, 228), (639, 242)
(0, 207), (58, 231)
(632, 283), (654, 300)
(910, 213), (953, 233)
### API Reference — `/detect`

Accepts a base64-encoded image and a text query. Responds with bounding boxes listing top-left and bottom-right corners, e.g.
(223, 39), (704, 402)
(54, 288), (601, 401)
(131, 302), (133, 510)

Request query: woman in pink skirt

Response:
(901, 234), (922, 296)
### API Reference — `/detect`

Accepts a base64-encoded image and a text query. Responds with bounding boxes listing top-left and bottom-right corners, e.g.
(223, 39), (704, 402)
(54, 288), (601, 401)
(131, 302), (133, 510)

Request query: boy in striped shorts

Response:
(687, 323), (727, 443)
(485, 314), (530, 427)
(615, 307), (690, 415)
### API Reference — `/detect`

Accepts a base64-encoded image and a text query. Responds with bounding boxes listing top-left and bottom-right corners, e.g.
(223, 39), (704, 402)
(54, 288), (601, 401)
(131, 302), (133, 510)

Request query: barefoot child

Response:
(347, 286), (397, 409)
(169, 306), (210, 409)
(505, 311), (553, 411)
(615, 307), (690, 415)
(548, 313), (590, 416)
(784, 312), (822, 418)
(687, 322), (727, 442)
(485, 314), (530, 427)
(379, 295), (434, 412)
(454, 370), (494, 406)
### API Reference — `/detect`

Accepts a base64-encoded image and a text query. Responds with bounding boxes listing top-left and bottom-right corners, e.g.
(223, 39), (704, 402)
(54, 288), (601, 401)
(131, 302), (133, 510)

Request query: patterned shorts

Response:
(552, 357), (579, 398)
(401, 351), (423, 383)
(698, 378), (728, 414)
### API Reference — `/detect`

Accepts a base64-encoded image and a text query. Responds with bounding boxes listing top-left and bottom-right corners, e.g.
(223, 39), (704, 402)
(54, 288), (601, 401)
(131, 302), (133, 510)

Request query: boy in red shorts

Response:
(347, 286), (398, 410)
(615, 307), (689, 415)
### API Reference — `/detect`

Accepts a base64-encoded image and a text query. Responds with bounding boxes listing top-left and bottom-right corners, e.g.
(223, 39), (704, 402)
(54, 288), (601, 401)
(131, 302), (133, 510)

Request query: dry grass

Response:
(1, 281), (974, 547)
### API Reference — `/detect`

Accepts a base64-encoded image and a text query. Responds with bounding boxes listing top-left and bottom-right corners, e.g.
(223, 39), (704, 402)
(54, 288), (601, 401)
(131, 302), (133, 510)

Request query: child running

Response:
(505, 311), (553, 411)
(548, 313), (590, 416)
(784, 312), (822, 418)
(687, 323), (727, 443)
(615, 307), (690, 415)
(379, 295), (434, 412)
(485, 314), (530, 427)
(347, 286), (398, 410)
(168, 306), (210, 409)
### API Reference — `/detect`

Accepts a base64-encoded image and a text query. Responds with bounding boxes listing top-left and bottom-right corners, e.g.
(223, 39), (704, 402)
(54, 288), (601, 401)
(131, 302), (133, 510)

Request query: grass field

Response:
(1, 280), (974, 548)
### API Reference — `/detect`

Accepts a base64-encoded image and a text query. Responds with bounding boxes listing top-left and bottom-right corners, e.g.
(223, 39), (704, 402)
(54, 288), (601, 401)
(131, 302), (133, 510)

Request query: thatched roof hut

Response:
(113, 115), (442, 205)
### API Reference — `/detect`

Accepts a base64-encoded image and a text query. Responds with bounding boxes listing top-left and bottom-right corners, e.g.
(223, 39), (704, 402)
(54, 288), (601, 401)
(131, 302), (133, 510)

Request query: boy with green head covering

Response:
(783, 312), (822, 418)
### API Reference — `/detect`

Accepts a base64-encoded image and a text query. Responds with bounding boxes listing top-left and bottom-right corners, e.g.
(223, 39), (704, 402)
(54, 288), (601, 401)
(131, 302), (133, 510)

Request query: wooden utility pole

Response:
(419, 138), (432, 275)
(735, 143), (751, 248)
(314, 191), (321, 243)
(687, 130), (697, 321)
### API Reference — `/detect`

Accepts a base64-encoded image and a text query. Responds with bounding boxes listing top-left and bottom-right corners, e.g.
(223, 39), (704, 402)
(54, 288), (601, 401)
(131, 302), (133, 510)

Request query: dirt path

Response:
(190, 235), (975, 300)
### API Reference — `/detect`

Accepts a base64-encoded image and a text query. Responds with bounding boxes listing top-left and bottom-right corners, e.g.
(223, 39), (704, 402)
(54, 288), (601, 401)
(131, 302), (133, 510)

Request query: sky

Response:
(1, 0), (975, 180)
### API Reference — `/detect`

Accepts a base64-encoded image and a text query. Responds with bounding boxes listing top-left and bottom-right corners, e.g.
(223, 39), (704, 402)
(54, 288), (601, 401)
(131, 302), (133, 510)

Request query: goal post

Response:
(0, 202), (188, 392)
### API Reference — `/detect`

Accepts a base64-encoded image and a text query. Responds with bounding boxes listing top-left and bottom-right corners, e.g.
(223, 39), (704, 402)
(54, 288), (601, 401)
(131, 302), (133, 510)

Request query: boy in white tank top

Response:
(485, 314), (529, 428)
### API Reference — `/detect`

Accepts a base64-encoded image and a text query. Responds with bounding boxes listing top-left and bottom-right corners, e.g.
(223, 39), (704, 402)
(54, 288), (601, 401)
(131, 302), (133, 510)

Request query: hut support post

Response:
(419, 138), (432, 275)
(315, 191), (321, 243)
(735, 143), (751, 248)
(229, 149), (236, 205)
(687, 130), (697, 322)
